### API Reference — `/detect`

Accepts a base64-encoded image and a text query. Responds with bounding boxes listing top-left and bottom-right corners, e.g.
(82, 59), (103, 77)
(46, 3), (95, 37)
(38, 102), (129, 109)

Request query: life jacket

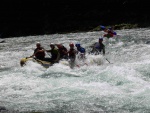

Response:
(50, 48), (59, 60)
(104, 33), (114, 38)
(34, 47), (45, 59)
(68, 48), (76, 58)
(103, 29), (115, 38)
(59, 46), (68, 57)
(77, 47), (85, 53)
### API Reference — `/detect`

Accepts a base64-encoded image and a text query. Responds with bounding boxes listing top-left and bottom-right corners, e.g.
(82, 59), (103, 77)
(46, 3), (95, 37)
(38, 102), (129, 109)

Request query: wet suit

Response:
(91, 42), (105, 55)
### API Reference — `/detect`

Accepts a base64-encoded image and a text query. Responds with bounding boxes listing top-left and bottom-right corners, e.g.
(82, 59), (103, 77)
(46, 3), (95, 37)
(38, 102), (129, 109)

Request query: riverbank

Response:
(0, 23), (149, 39)
(0, 1), (149, 38)
(55, 23), (143, 34)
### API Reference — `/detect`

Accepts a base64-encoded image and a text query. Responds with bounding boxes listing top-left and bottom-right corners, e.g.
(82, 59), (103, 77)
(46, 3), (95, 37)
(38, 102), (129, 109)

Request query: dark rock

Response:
(0, 40), (5, 43)
(0, 106), (7, 111)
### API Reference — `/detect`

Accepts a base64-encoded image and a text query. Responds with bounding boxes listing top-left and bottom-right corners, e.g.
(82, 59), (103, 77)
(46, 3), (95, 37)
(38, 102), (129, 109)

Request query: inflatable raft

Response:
(20, 57), (52, 68)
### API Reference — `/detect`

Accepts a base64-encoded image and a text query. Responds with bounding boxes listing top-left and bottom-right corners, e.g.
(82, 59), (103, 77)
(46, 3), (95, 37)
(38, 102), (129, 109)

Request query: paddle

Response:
(89, 48), (113, 64)
(33, 58), (44, 65)
(26, 56), (45, 65)
(104, 57), (113, 64)
(100, 25), (106, 30)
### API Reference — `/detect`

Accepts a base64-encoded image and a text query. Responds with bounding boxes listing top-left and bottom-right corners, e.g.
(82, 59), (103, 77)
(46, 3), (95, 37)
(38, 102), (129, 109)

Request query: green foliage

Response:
(114, 24), (138, 30)
(92, 23), (138, 32)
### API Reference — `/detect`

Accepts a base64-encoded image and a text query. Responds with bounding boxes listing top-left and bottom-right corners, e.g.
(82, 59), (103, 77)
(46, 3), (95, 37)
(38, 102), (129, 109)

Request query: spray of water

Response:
(0, 28), (150, 112)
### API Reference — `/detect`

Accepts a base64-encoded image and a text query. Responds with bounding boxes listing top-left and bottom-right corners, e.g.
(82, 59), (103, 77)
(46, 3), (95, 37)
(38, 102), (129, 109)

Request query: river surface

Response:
(0, 28), (150, 113)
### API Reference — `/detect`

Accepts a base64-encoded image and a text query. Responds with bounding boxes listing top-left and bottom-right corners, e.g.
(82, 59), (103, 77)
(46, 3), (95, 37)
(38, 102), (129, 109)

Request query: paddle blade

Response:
(100, 25), (106, 30)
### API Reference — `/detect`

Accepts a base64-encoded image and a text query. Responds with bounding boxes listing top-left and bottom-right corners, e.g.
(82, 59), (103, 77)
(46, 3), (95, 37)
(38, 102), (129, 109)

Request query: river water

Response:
(0, 28), (150, 113)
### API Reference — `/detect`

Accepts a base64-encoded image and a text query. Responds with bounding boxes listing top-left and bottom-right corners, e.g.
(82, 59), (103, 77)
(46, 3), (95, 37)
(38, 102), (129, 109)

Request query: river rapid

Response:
(0, 28), (150, 113)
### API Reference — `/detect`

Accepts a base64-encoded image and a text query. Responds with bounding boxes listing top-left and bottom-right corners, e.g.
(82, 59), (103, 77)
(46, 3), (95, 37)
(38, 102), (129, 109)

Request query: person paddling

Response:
(68, 43), (77, 62)
(56, 44), (68, 60)
(100, 25), (116, 38)
(45, 43), (60, 64)
(90, 37), (105, 55)
(30, 42), (45, 60)
(103, 27), (116, 38)
(75, 43), (86, 59)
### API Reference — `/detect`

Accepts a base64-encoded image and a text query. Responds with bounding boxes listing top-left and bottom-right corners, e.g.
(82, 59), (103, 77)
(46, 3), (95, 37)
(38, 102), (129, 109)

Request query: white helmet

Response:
(36, 42), (41, 46)
(50, 43), (55, 46)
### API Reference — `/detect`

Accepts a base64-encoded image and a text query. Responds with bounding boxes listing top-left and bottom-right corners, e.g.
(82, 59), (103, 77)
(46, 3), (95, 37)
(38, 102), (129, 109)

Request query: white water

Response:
(0, 28), (150, 112)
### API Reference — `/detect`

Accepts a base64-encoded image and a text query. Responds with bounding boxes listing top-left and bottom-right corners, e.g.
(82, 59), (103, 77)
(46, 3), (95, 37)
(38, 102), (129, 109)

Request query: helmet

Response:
(69, 43), (74, 47)
(75, 43), (80, 47)
(100, 25), (106, 30)
(50, 43), (55, 46)
(36, 42), (40, 44)
(50, 43), (55, 47)
(36, 42), (41, 46)
(99, 37), (103, 41)
(113, 32), (117, 35)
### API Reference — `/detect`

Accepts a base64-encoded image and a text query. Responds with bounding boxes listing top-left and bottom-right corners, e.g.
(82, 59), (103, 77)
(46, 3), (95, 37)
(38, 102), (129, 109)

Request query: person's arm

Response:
(39, 49), (45, 52)
(74, 49), (77, 55)
(102, 46), (105, 55)
(62, 49), (68, 55)
(90, 43), (97, 54)
(30, 49), (37, 57)
(45, 49), (51, 52)
(76, 49), (79, 54)
(32, 49), (45, 56)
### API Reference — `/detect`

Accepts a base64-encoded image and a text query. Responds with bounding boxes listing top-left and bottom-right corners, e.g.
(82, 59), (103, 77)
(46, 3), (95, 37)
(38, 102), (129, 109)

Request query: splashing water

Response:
(0, 28), (150, 112)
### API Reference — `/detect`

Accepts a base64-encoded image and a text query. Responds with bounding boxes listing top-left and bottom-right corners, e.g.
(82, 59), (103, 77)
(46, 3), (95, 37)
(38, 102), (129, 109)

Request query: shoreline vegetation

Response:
(66, 23), (139, 33)
(0, 1), (149, 38)
(0, 23), (145, 38)
(43, 23), (143, 35)
(92, 23), (139, 31)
